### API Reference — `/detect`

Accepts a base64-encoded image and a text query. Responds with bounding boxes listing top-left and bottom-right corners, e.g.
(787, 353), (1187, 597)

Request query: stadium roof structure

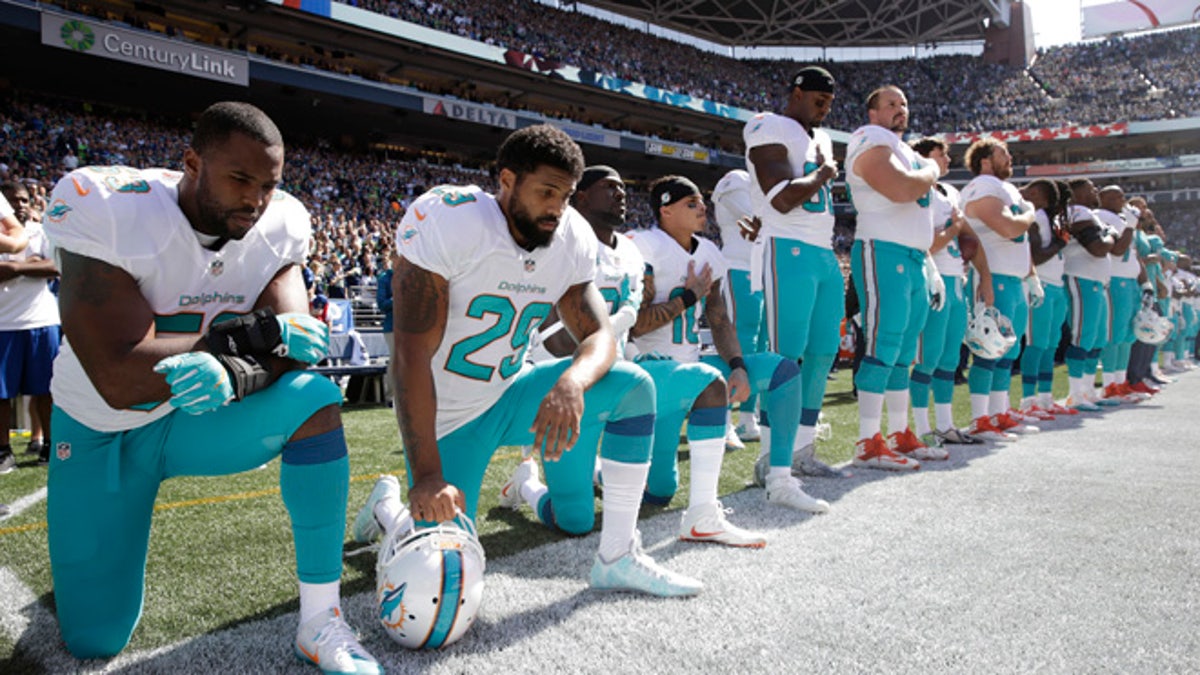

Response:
(579, 0), (1006, 47)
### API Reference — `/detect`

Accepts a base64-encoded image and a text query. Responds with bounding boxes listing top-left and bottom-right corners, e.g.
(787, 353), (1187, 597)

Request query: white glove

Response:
(1024, 275), (1045, 309)
(923, 255), (945, 311)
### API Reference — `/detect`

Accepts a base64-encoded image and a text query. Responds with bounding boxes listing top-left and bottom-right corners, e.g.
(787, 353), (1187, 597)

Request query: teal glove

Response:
(154, 352), (233, 415)
(276, 312), (330, 364)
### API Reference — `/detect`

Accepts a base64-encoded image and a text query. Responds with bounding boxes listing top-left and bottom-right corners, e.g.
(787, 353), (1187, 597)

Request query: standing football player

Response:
(959, 138), (1042, 439)
(1061, 178), (1117, 411)
(907, 137), (992, 448)
(362, 126), (701, 597)
(844, 85), (943, 470)
(629, 175), (828, 518)
(43, 102), (380, 673)
(743, 66), (847, 478)
(711, 168), (766, 446)
(1019, 179), (1077, 417)
(1095, 185), (1144, 401)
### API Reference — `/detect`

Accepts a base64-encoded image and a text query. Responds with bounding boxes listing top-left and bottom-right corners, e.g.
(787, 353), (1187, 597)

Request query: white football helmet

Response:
(965, 303), (1017, 360)
(376, 513), (486, 650)
(1133, 304), (1173, 345)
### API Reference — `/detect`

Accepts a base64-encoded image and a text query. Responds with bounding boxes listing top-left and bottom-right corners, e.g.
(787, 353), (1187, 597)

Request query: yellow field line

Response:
(0, 449), (523, 538)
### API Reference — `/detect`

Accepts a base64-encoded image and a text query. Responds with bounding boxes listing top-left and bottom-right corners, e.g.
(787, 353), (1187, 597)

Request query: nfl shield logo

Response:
(524, 259), (536, 273)
(209, 260), (224, 277)
(56, 442), (71, 461)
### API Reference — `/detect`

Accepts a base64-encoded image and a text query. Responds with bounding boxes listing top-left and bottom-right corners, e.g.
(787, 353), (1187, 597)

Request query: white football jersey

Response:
(712, 169), (755, 270)
(526, 231), (644, 363)
(0, 219), (59, 330)
(630, 227), (726, 363)
(44, 166), (310, 432)
(1033, 209), (1065, 286)
(845, 124), (934, 251)
(930, 183), (966, 278)
(960, 174), (1031, 278)
(743, 113), (835, 249)
(0, 191), (11, 219)
(1063, 205), (1112, 282)
(397, 185), (597, 439)
(1096, 208), (1140, 279)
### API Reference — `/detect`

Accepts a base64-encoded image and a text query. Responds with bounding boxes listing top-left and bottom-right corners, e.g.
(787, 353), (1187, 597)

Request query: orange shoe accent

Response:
(971, 415), (1006, 434)
(298, 643), (320, 665)
(886, 429), (927, 454)
(1129, 381), (1158, 395)
(992, 413), (1019, 431)
(856, 434), (913, 465)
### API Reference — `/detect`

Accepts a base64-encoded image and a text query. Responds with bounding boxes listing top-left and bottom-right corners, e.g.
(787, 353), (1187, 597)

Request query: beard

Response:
(508, 193), (556, 249)
(194, 181), (258, 240)
(995, 164), (1013, 180)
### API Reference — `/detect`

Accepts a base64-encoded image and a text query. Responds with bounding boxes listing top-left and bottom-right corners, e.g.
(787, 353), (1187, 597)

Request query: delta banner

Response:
(422, 97), (518, 130)
(941, 122), (1129, 145)
(41, 13), (248, 86)
(1082, 1), (1200, 38)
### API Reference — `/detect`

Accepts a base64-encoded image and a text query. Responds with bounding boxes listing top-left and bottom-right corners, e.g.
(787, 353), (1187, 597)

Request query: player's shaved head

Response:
(191, 102), (283, 155)
(1098, 185), (1125, 211)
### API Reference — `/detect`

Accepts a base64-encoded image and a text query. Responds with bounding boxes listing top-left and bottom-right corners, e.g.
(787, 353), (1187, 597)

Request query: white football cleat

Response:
(679, 501), (767, 548)
(295, 608), (382, 675)
(591, 532), (703, 597)
(792, 442), (850, 478)
(498, 458), (539, 510)
(765, 473), (830, 514)
(735, 414), (761, 442)
(723, 423), (745, 452)
(352, 475), (402, 544)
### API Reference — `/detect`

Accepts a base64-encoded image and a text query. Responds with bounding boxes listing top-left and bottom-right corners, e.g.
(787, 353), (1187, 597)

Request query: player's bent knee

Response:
(550, 503), (596, 536)
(608, 361), (656, 413)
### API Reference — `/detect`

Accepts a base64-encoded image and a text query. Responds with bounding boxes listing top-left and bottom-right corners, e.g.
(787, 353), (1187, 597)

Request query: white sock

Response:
(912, 407), (931, 436)
(1102, 372), (1114, 387)
(988, 391), (1008, 416)
(1116, 369), (1127, 385)
(597, 459), (649, 562)
(298, 581), (340, 624)
(1041, 392), (1055, 408)
(858, 392), (884, 439)
(885, 389), (909, 435)
(768, 466), (790, 482)
(686, 437), (724, 508)
(1069, 375), (1085, 398)
(758, 424), (771, 461)
(970, 393), (989, 420)
(794, 424), (815, 449)
(935, 403), (955, 431)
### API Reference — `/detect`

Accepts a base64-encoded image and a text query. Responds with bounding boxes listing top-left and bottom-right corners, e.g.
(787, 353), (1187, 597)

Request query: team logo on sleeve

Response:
(399, 224), (418, 245)
(46, 200), (73, 222)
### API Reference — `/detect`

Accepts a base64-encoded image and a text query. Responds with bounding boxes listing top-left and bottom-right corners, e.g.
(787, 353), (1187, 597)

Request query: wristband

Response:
(679, 289), (698, 308)
(728, 356), (746, 372)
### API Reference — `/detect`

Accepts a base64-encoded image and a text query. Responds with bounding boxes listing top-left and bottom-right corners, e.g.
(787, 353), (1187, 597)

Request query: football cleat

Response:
(591, 532), (702, 597)
(1018, 400), (1056, 421)
(1063, 394), (1101, 412)
(679, 501), (767, 548)
(376, 513), (485, 650)
(735, 414), (761, 442)
(1116, 382), (1150, 401)
(1087, 389), (1120, 407)
(852, 433), (920, 471)
(295, 608), (382, 675)
(498, 458), (539, 510)
(1128, 381), (1159, 396)
(887, 429), (948, 461)
(934, 427), (984, 445)
(919, 431), (944, 448)
(1103, 382), (1140, 403)
(792, 442), (850, 478)
(353, 475), (402, 544)
(995, 412), (1039, 434)
(765, 473), (831, 513)
(1047, 401), (1079, 415)
(723, 423), (745, 452)
(967, 416), (1017, 441)
(0, 450), (14, 475)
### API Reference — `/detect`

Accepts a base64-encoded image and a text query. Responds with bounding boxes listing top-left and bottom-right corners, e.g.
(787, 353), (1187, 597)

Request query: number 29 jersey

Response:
(397, 185), (598, 438)
(629, 227), (726, 363)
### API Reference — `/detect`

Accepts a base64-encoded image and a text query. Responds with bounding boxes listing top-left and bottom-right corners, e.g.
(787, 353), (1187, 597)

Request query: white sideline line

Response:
(0, 487), (47, 522)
